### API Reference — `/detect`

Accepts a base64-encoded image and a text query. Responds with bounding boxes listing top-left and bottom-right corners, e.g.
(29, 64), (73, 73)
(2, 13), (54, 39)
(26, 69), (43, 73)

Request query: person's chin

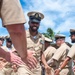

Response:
(32, 28), (37, 31)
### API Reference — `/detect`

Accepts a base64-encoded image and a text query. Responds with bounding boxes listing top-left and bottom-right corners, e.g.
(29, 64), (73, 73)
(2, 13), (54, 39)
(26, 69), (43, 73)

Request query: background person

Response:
(43, 37), (56, 75)
(54, 29), (75, 75)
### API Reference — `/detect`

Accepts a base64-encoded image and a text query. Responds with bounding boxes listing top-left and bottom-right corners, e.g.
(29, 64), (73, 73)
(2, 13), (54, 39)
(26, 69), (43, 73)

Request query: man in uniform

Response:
(0, 0), (37, 68)
(54, 29), (75, 75)
(48, 34), (73, 75)
(2, 36), (15, 51)
(16, 11), (51, 75)
(0, 36), (20, 75)
(0, 36), (5, 46)
(52, 37), (60, 49)
(0, 36), (6, 74)
(43, 37), (56, 75)
(44, 37), (53, 50)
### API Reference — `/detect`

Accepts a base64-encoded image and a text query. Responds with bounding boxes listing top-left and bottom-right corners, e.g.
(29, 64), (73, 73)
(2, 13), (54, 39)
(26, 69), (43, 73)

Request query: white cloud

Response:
(0, 0), (75, 44)
(23, 0), (75, 30)
(54, 17), (75, 33)
(65, 36), (73, 45)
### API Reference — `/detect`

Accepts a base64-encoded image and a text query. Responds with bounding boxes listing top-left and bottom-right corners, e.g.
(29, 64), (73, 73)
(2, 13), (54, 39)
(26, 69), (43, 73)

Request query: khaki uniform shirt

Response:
(67, 43), (75, 59)
(0, 46), (15, 75)
(67, 43), (75, 75)
(17, 29), (45, 75)
(52, 43), (73, 75)
(52, 43), (71, 67)
(0, 0), (26, 26)
(44, 46), (56, 61)
(44, 46), (57, 75)
(26, 29), (45, 62)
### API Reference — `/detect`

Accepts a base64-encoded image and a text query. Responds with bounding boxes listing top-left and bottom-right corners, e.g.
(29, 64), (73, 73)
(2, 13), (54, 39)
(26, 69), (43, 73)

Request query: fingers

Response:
(23, 59), (35, 69)
(27, 50), (37, 68)
(21, 56), (37, 69)
(26, 53), (37, 68)
(30, 56), (37, 65)
(54, 70), (59, 75)
(46, 70), (51, 75)
(72, 66), (75, 72)
(10, 51), (37, 69)
(26, 57), (37, 69)
(12, 58), (25, 65)
(45, 66), (51, 75)
(10, 52), (25, 65)
(26, 61), (35, 69)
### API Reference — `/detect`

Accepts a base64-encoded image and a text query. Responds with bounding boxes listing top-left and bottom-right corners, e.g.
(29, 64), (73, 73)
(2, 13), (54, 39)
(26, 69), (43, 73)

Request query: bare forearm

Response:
(47, 58), (54, 65)
(6, 24), (27, 59)
(41, 53), (48, 66)
(59, 57), (70, 69)
(0, 47), (10, 61)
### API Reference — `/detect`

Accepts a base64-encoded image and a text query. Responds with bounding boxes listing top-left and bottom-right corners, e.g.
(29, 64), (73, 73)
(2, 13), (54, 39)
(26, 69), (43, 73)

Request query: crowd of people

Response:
(0, 0), (75, 75)
(0, 28), (75, 75)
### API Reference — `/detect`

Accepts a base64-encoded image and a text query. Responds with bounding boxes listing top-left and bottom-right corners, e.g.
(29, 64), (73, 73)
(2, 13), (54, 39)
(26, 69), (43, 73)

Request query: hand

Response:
(72, 66), (75, 72)
(21, 50), (37, 69)
(0, 61), (7, 70)
(45, 65), (51, 75)
(54, 69), (60, 75)
(7, 50), (37, 69)
(6, 52), (25, 65)
(12, 64), (18, 72)
(0, 62), (4, 70)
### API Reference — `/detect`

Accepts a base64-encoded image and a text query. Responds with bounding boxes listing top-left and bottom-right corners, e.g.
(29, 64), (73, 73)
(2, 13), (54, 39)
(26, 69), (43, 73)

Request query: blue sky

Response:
(0, 0), (75, 44)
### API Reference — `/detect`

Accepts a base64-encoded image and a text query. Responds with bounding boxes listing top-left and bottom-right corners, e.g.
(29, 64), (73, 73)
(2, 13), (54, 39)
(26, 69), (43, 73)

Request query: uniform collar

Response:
(26, 29), (42, 39)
